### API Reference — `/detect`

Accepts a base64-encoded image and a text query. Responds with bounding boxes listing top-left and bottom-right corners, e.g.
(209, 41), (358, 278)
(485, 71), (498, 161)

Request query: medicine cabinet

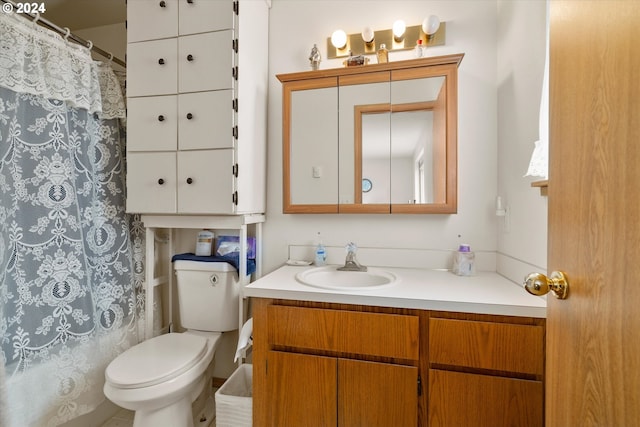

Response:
(278, 54), (463, 214)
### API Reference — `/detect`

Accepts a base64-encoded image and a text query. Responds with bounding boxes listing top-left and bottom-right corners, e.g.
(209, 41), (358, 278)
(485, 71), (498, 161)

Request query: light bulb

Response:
(361, 26), (374, 44)
(422, 15), (441, 36)
(392, 20), (406, 40)
(331, 29), (347, 49)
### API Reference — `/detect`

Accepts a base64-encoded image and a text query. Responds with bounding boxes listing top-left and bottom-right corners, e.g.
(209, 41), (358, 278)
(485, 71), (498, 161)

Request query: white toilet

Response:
(104, 261), (239, 427)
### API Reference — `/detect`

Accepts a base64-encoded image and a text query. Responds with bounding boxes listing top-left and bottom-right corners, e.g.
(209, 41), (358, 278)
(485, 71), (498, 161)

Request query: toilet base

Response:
(133, 394), (194, 427)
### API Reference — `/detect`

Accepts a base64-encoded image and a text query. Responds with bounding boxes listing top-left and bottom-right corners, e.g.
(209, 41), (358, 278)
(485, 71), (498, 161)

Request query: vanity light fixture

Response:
(422, 15), (441, 41)
(326, 16), (446, 59)
(361, 26), (374, 44)
(392, 19), (406, 42)
(331, 29), (348, 49)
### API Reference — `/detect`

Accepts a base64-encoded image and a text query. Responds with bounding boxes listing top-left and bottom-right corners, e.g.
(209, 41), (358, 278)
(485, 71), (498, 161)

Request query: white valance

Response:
(0, 13), (125, 118)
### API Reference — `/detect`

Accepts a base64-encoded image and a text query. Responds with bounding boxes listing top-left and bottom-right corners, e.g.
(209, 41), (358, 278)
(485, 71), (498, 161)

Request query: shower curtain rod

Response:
(1, 0), (126, 68)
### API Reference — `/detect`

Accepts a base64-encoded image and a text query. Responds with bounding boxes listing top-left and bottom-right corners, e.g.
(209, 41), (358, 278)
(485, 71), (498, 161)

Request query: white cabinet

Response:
(126, 0), (268, 215)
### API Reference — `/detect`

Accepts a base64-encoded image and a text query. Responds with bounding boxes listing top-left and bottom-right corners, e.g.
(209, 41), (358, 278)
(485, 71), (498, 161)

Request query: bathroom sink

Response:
(295, 266), (398, 291)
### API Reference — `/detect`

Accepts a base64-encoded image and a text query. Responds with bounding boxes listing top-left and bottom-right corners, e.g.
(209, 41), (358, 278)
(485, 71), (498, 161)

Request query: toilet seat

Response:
(105, 333), (208, 389)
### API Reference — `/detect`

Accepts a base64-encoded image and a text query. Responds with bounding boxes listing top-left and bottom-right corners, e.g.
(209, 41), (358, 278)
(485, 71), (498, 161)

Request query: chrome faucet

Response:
(337, 242), (368, 272)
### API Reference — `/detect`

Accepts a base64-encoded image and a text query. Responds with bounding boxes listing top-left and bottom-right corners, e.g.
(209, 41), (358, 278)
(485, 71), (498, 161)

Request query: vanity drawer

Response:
(429, 318), (544, 376)
(267, 305), (419, 360)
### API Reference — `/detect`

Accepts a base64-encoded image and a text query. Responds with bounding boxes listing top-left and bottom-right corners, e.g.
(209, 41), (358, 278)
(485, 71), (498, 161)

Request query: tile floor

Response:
(100, 408), (216, 427)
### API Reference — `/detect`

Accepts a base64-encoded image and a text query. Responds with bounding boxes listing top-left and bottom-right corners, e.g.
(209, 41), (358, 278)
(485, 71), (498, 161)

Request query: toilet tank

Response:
(173, 260), (239, 332)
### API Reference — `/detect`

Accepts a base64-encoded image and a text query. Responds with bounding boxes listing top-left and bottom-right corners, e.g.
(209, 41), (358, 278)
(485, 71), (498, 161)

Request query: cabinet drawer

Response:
(429, 318), (544, 376)
(267, 305), (419, 360)
(126, 152), (177, 213)
(127, 0), (178, 43)
(178, 31), (234, 93)
(178, 91), (234, 150)
(179, 0), (234, 36)
(127, 39), (178, 97)
(428, 369), (543, 427)
(128, 96), (177, 152)
(177, 149), (234, 214)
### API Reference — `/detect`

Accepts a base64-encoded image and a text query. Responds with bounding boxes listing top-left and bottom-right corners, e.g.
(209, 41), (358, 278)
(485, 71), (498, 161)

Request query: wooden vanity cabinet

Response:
(427, 313), (545, 427)
(253, 300), (421, 427)
(252, 300), (545, 427)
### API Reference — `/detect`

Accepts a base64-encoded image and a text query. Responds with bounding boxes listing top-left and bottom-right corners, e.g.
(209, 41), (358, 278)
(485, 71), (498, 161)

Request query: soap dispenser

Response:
(314, 232), (327, 266)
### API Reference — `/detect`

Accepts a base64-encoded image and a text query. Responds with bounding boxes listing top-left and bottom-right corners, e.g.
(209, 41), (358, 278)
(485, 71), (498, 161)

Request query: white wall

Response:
(496, 0), (548, 282)
(264, 0), (500, 274)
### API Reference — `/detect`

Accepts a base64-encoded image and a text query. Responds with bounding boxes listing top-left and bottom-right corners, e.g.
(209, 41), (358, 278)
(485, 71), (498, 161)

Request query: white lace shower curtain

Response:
(0, 13), (145, 426)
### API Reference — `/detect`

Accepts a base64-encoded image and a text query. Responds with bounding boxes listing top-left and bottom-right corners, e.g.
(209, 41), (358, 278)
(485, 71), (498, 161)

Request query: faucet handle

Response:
(346, 242), (357, 253)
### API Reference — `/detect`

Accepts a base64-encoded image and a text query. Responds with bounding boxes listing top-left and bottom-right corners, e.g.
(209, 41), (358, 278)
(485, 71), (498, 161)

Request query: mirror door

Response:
(339, 72), (390, 213)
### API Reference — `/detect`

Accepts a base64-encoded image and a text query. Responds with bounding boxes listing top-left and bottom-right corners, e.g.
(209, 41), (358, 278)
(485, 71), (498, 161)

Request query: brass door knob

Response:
(524, 271), (569, 299)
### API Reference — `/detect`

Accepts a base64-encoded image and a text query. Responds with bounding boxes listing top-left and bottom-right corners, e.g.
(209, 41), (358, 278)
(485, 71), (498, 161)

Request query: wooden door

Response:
(338, 358), (418, 427)
(547, 1), (640, 426)
(266, 351), (337, 427)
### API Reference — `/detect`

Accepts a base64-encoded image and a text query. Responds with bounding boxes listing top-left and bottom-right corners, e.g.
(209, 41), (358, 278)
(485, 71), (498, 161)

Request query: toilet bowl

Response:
(104, 331), (221, 427)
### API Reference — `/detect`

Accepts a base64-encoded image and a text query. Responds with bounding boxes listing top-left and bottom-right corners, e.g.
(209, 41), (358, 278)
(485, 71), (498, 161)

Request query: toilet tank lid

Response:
(173, 259), (236, 272)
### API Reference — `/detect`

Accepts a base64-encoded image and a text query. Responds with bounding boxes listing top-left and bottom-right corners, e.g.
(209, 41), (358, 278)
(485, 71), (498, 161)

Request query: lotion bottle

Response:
(314, 232), (327, 266)
(453, 244), (476, 276)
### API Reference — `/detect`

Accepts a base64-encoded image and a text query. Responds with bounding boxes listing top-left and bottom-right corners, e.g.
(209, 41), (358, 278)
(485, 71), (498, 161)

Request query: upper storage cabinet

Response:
(278, 54), (463, 214)
(126, 0), (269, 215)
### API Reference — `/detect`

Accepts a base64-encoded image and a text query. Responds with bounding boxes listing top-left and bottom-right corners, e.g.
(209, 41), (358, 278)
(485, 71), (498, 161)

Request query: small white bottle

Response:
(414, 39), (424, 58)
(195, 230), (215, 256)
(314, 232), (327, 266)
(453, 244), (476, 276)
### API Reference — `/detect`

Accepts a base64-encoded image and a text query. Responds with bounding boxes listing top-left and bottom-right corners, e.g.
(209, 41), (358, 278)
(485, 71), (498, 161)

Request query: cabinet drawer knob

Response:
(158, 115), (165, 122)
(158, 58), (165, 65)
(187, 0), (194, 3)
(186, 177), (193, 184)
(186, 113), (193, 120)
(159, 0), (166, 7)
(187, 54), (194, 62)
(157, 178), (165, 185)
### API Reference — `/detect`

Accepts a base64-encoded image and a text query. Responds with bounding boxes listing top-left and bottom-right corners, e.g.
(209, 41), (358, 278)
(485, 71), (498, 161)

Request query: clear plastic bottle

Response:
(314, 232), (327, 266)
(453, 244), (475, 276)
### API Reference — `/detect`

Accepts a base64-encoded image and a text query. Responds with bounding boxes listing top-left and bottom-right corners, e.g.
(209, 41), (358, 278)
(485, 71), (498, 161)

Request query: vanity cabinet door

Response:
(339, 358), (418, 427)
(265, 352), (418, 427)
(267, 351), (337, 427)
(428, 370), (543, 427)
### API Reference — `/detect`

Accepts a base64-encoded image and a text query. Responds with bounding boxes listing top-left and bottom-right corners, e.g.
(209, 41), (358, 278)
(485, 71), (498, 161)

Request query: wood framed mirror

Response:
(278, 54), (463, 214)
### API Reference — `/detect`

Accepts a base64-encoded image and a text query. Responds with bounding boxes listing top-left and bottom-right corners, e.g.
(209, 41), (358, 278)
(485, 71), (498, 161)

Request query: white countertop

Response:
(244, 265), (547, 318)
